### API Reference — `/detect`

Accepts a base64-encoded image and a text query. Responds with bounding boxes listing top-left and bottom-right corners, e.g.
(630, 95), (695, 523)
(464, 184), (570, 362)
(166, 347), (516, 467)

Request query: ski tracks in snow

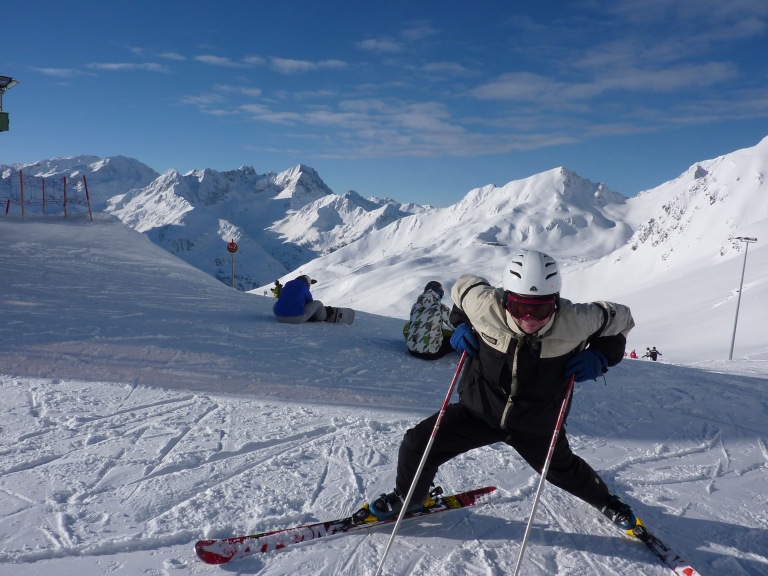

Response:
(1, 369), (767, 574)
(0, 375), (416, 569)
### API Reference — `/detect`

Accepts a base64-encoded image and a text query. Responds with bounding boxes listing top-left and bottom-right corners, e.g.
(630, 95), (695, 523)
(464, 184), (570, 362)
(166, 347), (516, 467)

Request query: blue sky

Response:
(2, 0), (768, 206)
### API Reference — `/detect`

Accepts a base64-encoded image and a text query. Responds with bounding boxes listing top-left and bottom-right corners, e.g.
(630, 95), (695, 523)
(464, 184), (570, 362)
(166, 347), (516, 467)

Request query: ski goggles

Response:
(505, 292), (557, 321)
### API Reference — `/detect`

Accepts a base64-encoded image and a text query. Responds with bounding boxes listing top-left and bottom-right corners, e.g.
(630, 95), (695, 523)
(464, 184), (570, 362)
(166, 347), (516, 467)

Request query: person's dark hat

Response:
(424, 281), (444, 298)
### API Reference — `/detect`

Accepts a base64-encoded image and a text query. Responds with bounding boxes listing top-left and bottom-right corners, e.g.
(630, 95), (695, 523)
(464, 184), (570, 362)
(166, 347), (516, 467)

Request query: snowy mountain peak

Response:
(579, 137), (768, 301)
(267, 164), (334, 209)
(437, 166), (630, 258)
(4, 137), (767, 324)
(3, 155), (160, 205)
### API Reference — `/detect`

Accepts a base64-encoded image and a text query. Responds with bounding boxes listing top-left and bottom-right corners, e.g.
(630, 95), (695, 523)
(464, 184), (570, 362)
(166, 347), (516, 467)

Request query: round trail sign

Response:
(227, 241), (238, 253)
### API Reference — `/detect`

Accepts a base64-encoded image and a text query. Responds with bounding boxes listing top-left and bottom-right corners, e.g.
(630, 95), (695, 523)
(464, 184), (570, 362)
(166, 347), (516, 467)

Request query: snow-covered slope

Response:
(3, 136), (767, 363)
(0, 216), (766, 576)
(279, 138), (768, 363)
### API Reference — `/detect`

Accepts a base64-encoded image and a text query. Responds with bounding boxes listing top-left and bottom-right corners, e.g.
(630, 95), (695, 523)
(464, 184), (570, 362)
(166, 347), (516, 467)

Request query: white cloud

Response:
(87, 62), (169, 73)
(473, 60), (740, 104)
(357, 38), (403, 53)
(400, 22), (439, 41)
(269, 58), (347, 75)
(421, 61), (473, 77)
(215, 85), (263, 98)
(243, 55), (266, 66)
(158, 52), (186, 61)
(195, 55), (249, 68)
(180, 94), (225, 106)
(472, 73), (564, 102)
(33, 67), (95, 78)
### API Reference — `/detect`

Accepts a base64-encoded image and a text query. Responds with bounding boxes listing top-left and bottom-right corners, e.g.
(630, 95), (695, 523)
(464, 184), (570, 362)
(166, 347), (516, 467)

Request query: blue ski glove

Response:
(564, 349), (608, 382)
(450, 323), (478, 357)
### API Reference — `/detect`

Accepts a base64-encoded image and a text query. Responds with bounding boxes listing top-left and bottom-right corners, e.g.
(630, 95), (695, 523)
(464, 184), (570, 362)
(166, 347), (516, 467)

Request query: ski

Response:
(195, 485), (497, 565)
(628, 521), (702, 575)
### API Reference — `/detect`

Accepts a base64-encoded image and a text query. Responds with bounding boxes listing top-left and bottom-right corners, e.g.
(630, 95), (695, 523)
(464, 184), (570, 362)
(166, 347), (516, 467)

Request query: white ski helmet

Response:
(502, 250), (562, 296)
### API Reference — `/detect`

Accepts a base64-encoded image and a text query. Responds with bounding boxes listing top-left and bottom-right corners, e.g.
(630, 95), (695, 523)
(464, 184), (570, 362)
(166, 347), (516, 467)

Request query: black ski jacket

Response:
(449, 275), (634, 436)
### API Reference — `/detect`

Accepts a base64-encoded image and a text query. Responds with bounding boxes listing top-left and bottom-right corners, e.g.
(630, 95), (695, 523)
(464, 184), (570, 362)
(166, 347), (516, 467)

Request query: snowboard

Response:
(325, 307), (355, 324)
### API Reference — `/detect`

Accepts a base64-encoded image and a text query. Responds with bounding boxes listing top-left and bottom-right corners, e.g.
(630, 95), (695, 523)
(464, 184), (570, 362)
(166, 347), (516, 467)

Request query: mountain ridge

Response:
(3, 136), (766, 354)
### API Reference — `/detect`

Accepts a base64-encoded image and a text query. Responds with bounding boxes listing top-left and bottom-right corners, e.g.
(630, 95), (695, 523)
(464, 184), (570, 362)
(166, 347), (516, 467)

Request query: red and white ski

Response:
(195, 485), (497, 565)
(630, 522), (703, 575)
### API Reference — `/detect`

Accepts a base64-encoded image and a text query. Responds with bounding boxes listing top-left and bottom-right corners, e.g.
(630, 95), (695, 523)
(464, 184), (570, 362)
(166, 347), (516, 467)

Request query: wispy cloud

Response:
(33, 67), (95, 78)
(158, 52), (186, 61)
(357, 20), (437, 55)
(269, 58), (347, 75)
(400, 22), (439, 42)
(243, 55), (266, 66)
(180, 94), (226, 106)
(237, 97), (510, 157)
(166, 9), (766, 162)
(126, 46), (186, 62)
(357, 38), (403, 53)
(201, 108), (239, 116)
(421, 62), (473, 77)
(595, 62), (739, 93)
(472, 73), (564, 102)
(87, 62), (170, 73)
(215, 85), (263, 98)
(195, 55), (250, 68)
(472, 60), (739, 104)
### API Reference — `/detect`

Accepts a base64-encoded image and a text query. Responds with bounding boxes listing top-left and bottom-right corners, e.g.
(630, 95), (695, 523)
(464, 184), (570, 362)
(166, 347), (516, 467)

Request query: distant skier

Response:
(271, 280), (283, 298)
(629, 349), (638, 359)
(647, 346), (662, 361)
(273, 275), (327, 323)
(366, 250), (639, 533)
(403, 281), (456, 360)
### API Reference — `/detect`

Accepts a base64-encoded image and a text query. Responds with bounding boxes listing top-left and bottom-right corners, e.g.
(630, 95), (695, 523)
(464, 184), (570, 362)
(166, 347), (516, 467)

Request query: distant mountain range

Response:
(3, 136), (767, 325)
(2, 158), (428, 290)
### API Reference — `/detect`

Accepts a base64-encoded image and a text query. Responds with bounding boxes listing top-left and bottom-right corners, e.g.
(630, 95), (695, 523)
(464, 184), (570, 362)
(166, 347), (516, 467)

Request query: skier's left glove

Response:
(564, 349), (608, 382)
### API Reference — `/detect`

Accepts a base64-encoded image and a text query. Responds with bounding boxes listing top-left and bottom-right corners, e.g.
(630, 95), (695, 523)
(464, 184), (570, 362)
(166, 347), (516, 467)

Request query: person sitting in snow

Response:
(403, 281), (456, 360)
(273, 275), (327, 323)
(366, 249), (639, 535)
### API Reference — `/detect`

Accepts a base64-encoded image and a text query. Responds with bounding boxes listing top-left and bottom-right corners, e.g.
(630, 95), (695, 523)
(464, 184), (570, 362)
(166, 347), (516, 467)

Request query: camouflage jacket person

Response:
(404, 286), (453, 355)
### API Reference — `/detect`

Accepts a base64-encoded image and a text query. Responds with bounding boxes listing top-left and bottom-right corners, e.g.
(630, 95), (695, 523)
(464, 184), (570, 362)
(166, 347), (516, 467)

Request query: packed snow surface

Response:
(1, 216), (766, 575)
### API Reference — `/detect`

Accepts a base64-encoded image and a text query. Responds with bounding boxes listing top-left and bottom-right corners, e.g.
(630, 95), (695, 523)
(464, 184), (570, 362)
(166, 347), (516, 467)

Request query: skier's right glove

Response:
(564, 349), (608, 382)
(450, 323), (478, 357)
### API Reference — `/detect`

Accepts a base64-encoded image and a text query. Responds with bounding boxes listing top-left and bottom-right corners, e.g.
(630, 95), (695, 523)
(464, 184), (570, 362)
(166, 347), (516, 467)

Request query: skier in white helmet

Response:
(367, 249), (638, 532)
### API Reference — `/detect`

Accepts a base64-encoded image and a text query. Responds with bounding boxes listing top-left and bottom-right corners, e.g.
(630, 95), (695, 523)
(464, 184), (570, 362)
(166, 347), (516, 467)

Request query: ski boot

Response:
(353, 486), (442, 524)
(601, 494), (641, 534)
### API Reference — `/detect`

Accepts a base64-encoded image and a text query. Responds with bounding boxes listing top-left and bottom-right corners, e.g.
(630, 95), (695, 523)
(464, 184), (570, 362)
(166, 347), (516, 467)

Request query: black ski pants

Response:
(395, 402), (611, 510)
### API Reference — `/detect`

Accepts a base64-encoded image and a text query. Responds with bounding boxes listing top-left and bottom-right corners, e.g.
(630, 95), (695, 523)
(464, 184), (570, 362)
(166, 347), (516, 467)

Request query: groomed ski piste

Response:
(1, 216), (767, 575)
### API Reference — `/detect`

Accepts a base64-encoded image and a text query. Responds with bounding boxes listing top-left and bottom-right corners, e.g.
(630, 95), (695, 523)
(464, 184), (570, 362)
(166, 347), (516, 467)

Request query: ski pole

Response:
(512, 374), (576, 576)
(374, 351), (468, 576)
